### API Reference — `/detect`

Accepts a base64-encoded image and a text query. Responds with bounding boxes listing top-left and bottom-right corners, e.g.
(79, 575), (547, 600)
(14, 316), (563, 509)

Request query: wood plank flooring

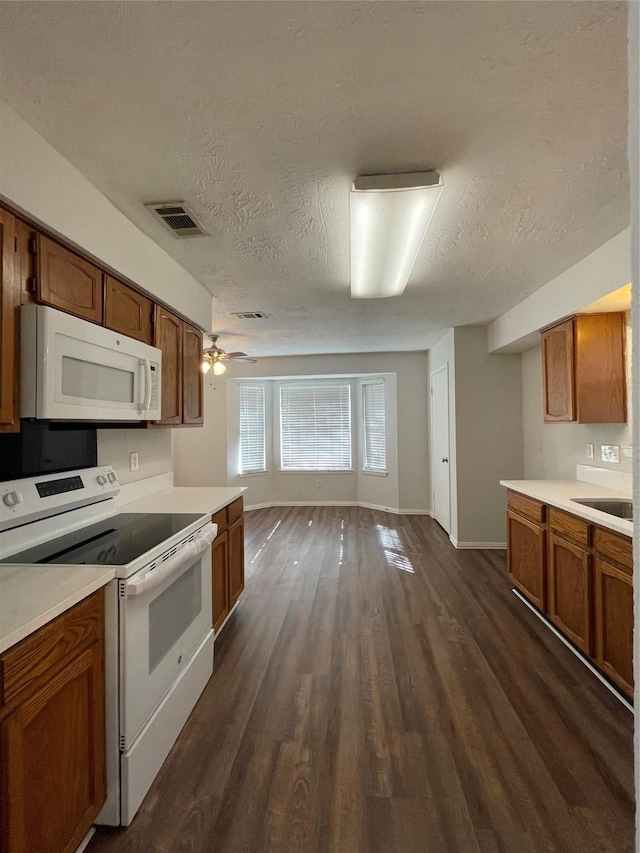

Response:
(90, 506), (635, 853)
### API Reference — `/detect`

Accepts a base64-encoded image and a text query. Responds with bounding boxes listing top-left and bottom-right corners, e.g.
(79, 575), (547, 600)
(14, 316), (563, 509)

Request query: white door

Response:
(430, 364), (451, 534)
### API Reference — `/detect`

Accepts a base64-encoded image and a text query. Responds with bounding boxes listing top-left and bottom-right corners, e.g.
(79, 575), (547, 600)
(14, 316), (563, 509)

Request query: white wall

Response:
(428, 327), (523, 546)
(174, 351), (429, 512)
(97, 429), (172, 485)
(0, 101), (212, 330)
(487, 229), (632, 353)
(522, 321), (633, 480)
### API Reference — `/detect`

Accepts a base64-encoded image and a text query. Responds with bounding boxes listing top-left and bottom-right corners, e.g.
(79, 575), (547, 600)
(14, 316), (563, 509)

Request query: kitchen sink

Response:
(571, 498), (633, 520)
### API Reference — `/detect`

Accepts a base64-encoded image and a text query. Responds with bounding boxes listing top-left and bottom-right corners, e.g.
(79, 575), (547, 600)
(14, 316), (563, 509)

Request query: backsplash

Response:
(97, 429), (172, 485)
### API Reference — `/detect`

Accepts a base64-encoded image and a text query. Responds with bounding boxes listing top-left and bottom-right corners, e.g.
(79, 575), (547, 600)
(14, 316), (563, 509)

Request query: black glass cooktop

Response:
(1, 513), (204, 566)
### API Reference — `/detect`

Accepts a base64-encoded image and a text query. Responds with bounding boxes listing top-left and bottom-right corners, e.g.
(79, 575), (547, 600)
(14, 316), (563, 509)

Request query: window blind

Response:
(239, 384), (266, 474)
(362, 380), (387, 472)
(280, 382), (352, 471)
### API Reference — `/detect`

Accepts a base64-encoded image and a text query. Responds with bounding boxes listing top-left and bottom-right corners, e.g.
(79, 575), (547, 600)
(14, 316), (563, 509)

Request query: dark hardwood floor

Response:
(90, 506), (634, 853)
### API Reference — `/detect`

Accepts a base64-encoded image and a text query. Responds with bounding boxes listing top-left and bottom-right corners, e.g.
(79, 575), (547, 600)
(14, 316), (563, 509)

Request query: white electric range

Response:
(0, 465), (217, 825)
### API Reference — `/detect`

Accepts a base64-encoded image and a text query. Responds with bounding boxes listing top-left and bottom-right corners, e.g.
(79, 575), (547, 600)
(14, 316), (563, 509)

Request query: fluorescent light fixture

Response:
(350, 171), (443, 298)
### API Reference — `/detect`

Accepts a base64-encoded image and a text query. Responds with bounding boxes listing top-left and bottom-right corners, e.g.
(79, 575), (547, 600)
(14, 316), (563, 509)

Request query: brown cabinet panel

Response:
(507, 511), (546, 610)
(36, 235), (103, 323)
(182, 323), (204, 424)
(212, 508), (227, 533)
(594, 526), (633, 574)
(212, 531), (230, 633)
(594, 558), (633, 696)
(507, 491), (546, 525)
(0, 209), (18, 428)
(228, 516), (245, 608)
(153, 306), (183, 425)
(549, 508), (591, 549)
(541, 319), (574, 422)
(548, 534), (592, 655)
(574, 313), (626, 424)
(227, 496), (244, 526)
(104, 276), (152, 344)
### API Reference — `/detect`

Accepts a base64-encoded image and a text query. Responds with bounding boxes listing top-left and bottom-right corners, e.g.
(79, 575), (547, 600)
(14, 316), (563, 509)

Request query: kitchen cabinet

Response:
(104, 276), (153, 344)
(0, 209), (18, 430)
(506, 492), (546, 610)
(594, 528), (634, 695)
(541, 313), (626, 424)
(182, 322), (204, 424)
(506, 490), (633, 697)
(36, 234), (103, 324)
(153, 305), (183, 425)
(211, 497), (244, 635)
(0, 590), (106, 853)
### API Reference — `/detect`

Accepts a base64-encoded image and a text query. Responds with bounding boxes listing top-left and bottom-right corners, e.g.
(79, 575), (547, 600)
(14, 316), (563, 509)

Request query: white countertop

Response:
(121, 485), (246, 516)
(500, 479), (633, 537)
(0, 564), (115, 654)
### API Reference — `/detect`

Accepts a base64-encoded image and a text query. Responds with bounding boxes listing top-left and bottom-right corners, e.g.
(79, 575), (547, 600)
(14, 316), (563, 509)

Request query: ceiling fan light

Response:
(202, 359), (212, 374)
(213, 360), (227, 375)
(350, 171), (443, 299)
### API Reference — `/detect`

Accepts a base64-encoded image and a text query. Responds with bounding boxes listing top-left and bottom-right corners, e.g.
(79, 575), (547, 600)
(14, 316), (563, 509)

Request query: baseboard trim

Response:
(450, 537), (506, 550)
(245, 500), (430, 515)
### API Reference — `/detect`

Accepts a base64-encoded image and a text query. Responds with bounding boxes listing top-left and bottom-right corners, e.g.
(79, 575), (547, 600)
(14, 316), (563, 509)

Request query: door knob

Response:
(442, 457), (448, 463)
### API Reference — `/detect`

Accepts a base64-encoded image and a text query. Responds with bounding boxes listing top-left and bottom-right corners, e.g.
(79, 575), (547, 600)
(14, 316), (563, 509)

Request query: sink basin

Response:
(571, 498), (633, 520)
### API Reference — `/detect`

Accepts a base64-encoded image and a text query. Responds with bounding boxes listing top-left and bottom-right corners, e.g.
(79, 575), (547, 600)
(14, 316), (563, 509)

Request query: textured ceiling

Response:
(0, 1), (629, 356)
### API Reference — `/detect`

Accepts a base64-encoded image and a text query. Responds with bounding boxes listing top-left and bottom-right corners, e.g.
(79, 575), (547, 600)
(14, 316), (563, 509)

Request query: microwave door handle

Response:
(141, 359), (153, 411)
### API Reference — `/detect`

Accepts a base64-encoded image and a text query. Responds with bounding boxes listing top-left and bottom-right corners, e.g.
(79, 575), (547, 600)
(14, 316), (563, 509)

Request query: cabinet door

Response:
(153, 306), (183, 425)
(182, 322), (204, 425)
(0, 209), (18, 428)
(0, 644), (106, 853)
(507, 511), (546, 610)
(228, 516), (245, 608)
(212, 530), (230, 633)
(104, 276), (152, 344)
(548, 534), (592, 654)
(36, 235), (103, 323)
(594, 559), (633, 696)
(541, 319), (575, 422)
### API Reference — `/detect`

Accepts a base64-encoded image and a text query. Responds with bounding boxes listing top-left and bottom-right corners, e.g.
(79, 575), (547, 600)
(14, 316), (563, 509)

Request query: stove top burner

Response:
(1, 513), (205, 566)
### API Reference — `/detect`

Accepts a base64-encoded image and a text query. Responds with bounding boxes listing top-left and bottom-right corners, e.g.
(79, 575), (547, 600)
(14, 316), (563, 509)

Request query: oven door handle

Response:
(125, 522), (217, 598)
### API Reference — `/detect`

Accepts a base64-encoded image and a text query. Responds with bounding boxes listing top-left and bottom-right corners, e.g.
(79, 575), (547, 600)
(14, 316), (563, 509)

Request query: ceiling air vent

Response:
(231, 311), (269, 320)
(145, 202), (207, 237)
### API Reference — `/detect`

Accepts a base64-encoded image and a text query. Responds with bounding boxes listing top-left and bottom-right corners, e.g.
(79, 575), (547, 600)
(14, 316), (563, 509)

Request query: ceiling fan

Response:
(202, 334), (257, 375)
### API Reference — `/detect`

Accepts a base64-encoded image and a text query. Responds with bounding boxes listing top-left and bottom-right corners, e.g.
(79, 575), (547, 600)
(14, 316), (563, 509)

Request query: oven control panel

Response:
(0, 466), (120, 533)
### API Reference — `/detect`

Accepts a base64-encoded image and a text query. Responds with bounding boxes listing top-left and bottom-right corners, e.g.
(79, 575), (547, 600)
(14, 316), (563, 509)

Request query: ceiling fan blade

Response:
(223, 351), (248, 359)
(228, 356), (257, 363)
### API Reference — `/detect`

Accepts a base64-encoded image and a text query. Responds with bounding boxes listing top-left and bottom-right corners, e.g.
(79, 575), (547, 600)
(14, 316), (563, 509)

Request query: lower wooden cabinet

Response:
(211, 498), (245, 635)
(0, 591), (106, 853)
(507, 510), (546, 610)
(548, 534), (592, 655)
(506, 489), (633, 697)
(594, 558), (634, 696)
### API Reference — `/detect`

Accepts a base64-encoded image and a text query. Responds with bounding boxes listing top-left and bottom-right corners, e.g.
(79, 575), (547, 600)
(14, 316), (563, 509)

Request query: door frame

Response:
(430, 363), (451, 534)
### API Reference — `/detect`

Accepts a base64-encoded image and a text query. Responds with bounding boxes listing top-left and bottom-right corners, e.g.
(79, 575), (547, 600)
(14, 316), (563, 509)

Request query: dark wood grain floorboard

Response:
(90, 506), (634, 853)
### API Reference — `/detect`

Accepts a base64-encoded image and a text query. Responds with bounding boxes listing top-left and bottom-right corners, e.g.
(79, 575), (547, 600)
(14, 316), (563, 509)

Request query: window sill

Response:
(239, 471), (269, 478)
(278, 469), (354, 475)
(361, 469), (388, 477)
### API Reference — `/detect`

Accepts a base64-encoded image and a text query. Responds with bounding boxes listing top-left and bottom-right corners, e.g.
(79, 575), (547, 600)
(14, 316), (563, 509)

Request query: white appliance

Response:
(21, 304), (162, 421)
(0, 467), (215, 825)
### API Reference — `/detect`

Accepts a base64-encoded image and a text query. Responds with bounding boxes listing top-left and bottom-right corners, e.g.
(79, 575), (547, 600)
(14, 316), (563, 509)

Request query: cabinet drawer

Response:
(549, 508), (591, 548)
(212, 507), (227, 533)
(594, 527), (633, 574)
(228, 497), (244, 525)
(0, 590), (103, 708)
(507, 491), (546, 524)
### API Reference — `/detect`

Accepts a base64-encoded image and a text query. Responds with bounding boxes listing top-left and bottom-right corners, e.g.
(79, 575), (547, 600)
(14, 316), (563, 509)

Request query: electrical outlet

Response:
(129, 452), (139, 472)
(600, 445), (620, 464)
(585, 443), (594, 460)
(315, 479), (322, 488)
(621, 446), (633, 459)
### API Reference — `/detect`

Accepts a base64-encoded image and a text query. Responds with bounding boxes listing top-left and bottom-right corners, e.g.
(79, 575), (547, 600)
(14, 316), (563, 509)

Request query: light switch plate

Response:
(621, 446), (633, 459)
(585, 443), (594, 460)
(600, 445), (620, 464)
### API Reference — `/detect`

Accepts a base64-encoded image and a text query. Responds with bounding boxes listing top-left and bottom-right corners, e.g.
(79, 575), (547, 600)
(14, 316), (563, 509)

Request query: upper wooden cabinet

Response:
(154, 306), (183, 425)
(182, 322), (204, 425)
(36, 234), (103, 323)
(541, 313), (627, 424)
(104, 276), (153, 344)
(0, 209), (19, 430)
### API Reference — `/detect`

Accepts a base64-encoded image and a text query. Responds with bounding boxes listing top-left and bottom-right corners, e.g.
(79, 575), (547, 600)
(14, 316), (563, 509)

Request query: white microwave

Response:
(21, 305), (162, 421)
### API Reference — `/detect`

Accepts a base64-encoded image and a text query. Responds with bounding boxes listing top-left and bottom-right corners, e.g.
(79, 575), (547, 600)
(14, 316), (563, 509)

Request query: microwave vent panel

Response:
(145, 202), (207, 237)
